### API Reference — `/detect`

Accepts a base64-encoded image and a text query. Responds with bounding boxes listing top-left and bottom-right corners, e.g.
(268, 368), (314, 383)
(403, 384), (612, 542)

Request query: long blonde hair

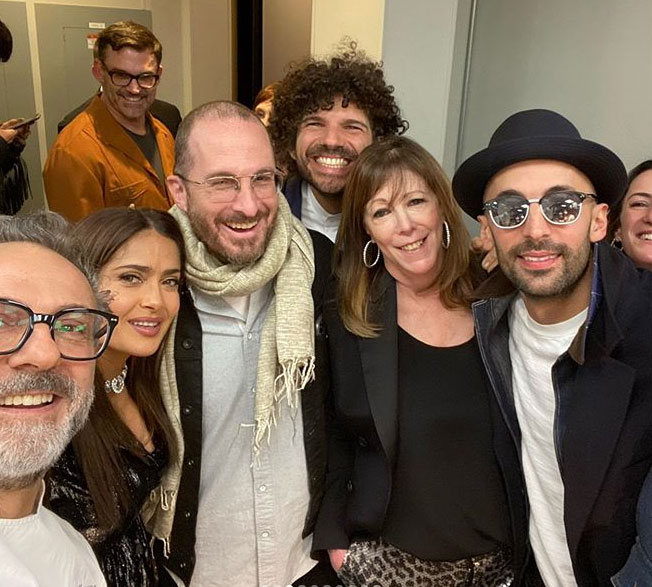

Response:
(335, 136), (475, 337)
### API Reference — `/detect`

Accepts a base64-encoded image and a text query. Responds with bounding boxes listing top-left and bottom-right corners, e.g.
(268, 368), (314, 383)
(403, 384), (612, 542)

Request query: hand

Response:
(12, 124), (31, 148)
(328, 548), (348, 573)
(0, 119), (20, 144)
(471, 235), (498, 273)
(0, 127), (17, 144)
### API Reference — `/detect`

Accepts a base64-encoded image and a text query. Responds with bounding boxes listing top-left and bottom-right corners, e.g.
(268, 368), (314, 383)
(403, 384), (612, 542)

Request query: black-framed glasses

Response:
(0, 299), (118, 361)
(102, 65), (160, 89)
(482, 191), (597, 229)
(175, 170), (283, 203)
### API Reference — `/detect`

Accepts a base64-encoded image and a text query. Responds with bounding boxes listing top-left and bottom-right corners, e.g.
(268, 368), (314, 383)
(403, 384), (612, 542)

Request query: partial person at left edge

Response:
(0, 212), (118, 587)
(0, 19), (34, 215)
(43, 21), (175, 221)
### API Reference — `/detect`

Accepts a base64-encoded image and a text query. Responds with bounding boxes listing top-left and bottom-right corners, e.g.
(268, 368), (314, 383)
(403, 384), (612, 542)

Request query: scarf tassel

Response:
(253, 357), (315, 454)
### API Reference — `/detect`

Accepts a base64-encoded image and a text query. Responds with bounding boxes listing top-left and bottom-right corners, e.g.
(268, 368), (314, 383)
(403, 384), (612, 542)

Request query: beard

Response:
(0, 372), (94, 490)
(497, 237), (592, 300)
(187, 206), (277, 267)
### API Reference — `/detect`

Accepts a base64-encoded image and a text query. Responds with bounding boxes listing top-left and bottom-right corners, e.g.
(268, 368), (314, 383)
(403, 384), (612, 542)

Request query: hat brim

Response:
(452, 136), (627, 219)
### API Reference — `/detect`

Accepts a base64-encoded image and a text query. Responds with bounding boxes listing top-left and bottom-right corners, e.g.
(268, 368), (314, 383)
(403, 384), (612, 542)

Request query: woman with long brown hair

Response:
(46, 207), (184, 586)
(312, 136), (523, 585)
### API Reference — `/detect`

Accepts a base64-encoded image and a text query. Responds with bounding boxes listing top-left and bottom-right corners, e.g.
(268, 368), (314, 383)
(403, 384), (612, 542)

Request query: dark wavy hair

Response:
(269, 41), (408, 174)
(69, 208), (183, 533)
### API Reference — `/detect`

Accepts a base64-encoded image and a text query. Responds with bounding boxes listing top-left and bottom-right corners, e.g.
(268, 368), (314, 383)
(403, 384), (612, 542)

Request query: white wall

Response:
(311, 0), (385, 60)
(263, 0), (312, 85)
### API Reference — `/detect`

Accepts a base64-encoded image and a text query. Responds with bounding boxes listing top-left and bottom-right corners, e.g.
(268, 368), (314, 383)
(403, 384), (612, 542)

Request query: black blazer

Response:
(312, 270), (529, 583)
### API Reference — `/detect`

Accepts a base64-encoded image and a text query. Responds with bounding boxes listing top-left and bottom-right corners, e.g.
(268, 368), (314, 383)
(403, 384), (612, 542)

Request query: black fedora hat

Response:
(452, 109), (627, 218)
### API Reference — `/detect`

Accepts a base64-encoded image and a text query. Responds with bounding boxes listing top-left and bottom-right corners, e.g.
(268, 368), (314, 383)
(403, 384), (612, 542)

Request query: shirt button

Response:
(247, 333), (253, 340)
(184, 510), (192, 519)
(261, 531), (270, 538)
(182, 405), (193, 416)
(259, 484), (267, 492)
(185, 457), (195, 468)
(181, 338), (193, 350)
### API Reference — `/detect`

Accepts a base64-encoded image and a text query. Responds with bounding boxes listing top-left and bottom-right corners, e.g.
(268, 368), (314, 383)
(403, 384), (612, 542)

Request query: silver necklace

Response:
(104, 365), (128, 394)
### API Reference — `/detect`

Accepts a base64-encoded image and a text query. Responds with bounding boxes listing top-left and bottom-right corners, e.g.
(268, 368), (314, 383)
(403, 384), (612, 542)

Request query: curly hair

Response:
(269, 41), (408, 174)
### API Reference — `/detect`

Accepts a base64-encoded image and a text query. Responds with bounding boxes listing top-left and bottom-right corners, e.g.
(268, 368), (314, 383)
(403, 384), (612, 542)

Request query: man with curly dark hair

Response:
(270, 42), (408, 242)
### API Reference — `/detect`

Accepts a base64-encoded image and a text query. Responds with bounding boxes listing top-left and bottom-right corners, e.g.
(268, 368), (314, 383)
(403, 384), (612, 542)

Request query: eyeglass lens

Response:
(489, 192), (585, 228)
(0, 302), (111, 359)
(109, 71), (158, 89)
(204, 173), (281, 201)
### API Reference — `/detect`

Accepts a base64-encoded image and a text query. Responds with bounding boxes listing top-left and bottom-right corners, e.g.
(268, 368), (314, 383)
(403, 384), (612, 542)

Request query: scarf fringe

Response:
(253, 357), (316, 454)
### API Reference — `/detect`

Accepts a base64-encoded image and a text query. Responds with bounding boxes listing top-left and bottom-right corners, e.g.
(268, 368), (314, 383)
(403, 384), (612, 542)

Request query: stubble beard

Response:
(497, 237), (593, 301)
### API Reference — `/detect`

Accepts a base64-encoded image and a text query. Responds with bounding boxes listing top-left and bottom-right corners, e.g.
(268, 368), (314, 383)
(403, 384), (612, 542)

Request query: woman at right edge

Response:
(312, 136), (527, 586)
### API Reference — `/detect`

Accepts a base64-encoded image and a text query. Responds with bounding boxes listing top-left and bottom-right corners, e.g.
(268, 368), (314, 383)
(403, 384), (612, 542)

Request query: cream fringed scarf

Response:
(166, 196), (315, 451)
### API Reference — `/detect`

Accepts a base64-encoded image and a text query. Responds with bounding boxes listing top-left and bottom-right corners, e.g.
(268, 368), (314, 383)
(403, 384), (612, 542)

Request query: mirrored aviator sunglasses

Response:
(482, 191), (597, 229)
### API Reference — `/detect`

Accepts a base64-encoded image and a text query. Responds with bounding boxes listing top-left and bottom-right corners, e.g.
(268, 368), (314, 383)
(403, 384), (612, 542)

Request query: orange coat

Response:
(43, 95), (175, 221)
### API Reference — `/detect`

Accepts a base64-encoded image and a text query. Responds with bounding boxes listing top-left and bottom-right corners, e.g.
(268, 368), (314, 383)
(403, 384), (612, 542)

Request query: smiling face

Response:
(92, 46), (160, 132)
(97, 229), (181, 371)
(0, 243), (96, 489)
(292, 98), (373, 212)
(167, 116), (279, 266)
(480, 159), (608, 319)
(364, 170), (444, 288)
(617, 169), (652, 270)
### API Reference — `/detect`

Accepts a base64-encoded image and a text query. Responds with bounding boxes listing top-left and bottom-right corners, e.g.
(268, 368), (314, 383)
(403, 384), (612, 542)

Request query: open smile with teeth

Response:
(521, 253), (558, 263)
(129, 320), (160, 328)
(226, 220), (258, 231)
(638, 233), (652, 241)
(401, 238), (425, 251)
(0, 393), (54, 407)
(315, 156), (349, 168)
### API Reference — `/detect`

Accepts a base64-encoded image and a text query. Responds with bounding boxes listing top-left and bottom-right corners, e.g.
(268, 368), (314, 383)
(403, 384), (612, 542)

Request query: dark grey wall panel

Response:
(458, 0), (652, 172)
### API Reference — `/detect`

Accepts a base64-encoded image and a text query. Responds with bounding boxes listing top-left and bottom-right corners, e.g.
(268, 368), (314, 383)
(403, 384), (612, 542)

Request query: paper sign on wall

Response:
(88, 22), (105, 29)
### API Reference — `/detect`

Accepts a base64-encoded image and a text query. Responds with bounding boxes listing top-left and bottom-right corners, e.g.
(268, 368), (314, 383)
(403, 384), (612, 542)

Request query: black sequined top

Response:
(47, 439), (168, 587)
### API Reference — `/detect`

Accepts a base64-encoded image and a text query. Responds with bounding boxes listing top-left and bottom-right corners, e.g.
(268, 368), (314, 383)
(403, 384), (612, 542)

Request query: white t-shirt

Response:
(0, 486), (106, 587)
(509, 295), (587, 587)
(300, 181), (341, 242)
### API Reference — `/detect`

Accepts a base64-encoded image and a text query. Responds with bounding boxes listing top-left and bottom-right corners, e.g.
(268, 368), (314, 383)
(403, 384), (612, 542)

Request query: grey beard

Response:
(0, 372), (94, 490)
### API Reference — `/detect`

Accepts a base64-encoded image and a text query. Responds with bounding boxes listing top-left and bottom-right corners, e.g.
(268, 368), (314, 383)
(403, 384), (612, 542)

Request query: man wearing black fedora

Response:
(453, 108), (652, 586)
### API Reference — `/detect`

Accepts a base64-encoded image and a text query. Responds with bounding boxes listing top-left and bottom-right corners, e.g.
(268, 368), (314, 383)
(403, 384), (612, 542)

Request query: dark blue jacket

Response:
(612, 464), (652, 585)
(473, 241), (652, 586)
(284, 174), (303, 220)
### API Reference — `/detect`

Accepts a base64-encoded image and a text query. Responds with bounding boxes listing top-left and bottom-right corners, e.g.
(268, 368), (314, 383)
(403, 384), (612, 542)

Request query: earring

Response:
(610, 230), (622, 249)
(442, 221), (451, 250)
(363, 239), (381, 268)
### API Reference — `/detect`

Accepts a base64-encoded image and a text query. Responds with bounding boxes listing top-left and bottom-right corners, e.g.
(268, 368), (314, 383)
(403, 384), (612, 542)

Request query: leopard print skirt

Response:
(337, 537), (513, 587)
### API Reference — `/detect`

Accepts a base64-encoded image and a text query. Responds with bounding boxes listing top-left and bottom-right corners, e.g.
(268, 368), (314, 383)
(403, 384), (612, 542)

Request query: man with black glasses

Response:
(452, 109), (652, 586)
(44, 21), (174, 221)
(0, 212), (117, 586)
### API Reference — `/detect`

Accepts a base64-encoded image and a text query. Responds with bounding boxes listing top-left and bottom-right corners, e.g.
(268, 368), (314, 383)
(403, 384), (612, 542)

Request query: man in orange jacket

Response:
(43, 21), (174, 221)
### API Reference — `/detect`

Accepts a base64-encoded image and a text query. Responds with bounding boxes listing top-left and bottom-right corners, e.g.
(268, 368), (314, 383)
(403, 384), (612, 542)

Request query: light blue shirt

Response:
(189, 284), (314, 587)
